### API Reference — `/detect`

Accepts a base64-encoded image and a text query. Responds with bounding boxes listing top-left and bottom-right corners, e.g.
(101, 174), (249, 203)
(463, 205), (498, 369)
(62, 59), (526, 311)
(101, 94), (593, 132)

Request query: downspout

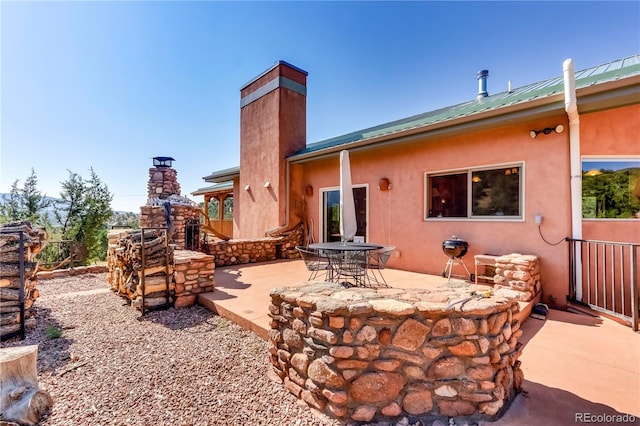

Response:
(563, 58), (582, 301)
(265, 160), (292, 237)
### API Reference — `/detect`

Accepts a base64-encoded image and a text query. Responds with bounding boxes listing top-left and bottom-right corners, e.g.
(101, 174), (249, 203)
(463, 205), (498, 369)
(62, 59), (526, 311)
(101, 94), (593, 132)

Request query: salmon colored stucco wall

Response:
(238, 64), (306, 238)
(580, 103), (640, 243)
(299, 116), (575, 308)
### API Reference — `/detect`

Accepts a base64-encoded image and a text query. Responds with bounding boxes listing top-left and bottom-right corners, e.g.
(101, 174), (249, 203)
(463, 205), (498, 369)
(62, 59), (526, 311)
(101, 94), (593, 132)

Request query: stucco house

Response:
(197, 55), (639, 324)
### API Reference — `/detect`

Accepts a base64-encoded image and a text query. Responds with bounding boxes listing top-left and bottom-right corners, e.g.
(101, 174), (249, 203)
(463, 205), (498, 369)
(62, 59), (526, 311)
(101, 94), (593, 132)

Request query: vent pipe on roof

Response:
(477, 70), (489, 100)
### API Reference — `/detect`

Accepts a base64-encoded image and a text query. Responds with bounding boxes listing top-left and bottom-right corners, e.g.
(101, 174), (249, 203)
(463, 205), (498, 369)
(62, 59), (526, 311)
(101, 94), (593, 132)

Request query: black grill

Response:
(442, 238), (469, 259)
(441, 236), (473, 283)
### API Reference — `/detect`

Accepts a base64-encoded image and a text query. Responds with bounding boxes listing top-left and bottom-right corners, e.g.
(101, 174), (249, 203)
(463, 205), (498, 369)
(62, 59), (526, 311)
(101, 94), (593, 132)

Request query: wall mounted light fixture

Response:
(305, 185), (313, 197)
(263, 181), (271, 188)
(244, 184), (251, 191)
(378, 177), (391, 191)
(530, 124), (564, 139)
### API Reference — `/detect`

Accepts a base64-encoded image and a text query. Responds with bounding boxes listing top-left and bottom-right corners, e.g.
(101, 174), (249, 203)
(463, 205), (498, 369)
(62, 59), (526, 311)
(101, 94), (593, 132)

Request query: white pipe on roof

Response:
(564, 58), (583, 301)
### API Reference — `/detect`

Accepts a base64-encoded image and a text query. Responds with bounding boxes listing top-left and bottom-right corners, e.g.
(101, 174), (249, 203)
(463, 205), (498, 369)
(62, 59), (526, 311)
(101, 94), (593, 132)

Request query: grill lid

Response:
(442, 237), (469, 259)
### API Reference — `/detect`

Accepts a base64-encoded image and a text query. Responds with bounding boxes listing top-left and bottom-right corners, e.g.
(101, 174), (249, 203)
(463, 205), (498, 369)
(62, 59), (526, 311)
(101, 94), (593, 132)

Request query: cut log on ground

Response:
(0, 345), (52, 426)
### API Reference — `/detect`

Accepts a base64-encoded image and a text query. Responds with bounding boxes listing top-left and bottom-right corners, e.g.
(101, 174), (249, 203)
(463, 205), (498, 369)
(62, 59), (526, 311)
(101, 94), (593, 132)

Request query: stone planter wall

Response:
(492, 254), (541, 302)
(205, 223), (304, 266)
(269, 283), (524, 424)
(139, 205), (201, 250)
(173, 250), (215, 308)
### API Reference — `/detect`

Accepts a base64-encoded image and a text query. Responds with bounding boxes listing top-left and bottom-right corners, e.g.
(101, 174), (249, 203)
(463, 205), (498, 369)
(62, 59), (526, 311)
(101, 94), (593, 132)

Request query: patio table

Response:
(308, 242), (383, 287)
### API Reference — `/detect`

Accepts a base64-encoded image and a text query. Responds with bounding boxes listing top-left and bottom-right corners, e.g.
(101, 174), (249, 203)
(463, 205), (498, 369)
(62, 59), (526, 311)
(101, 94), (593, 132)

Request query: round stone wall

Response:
(268, 283), (524, 424)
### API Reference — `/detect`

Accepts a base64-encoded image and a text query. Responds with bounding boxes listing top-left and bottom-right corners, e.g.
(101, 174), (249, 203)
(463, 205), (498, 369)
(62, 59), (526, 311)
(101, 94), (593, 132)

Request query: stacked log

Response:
(0, 221), (47, 339)
(106, 229), (174, 310)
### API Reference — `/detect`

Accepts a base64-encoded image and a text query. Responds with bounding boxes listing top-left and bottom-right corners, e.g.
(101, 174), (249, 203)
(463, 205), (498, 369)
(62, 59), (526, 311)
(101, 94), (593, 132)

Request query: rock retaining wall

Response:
(492, 254), (541, 302)
(269, 283), (524, 424)
(173, 250), (215, 308)
(205, 224), (304, 266)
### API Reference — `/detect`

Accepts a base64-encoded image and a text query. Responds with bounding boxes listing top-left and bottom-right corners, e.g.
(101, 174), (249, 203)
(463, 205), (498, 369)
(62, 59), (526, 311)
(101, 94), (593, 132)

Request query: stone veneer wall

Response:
(269, 283), (524, 424)
(492, 254), (541, 302)
(173, 250), (215, 308)
(139, 205), (201, 250)
(205, 223), (304, 266)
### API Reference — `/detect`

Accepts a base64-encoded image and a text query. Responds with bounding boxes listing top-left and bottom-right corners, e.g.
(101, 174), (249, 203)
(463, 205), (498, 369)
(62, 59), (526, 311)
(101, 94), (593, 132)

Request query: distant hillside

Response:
(0, 193), (139, 227)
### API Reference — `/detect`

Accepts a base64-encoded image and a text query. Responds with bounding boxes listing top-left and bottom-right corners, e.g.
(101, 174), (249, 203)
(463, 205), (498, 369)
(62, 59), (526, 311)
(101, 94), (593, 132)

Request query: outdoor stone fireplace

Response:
(138, 157), (202, 250)
(103, 157), (215, 311)
(268, 283), (524, 424)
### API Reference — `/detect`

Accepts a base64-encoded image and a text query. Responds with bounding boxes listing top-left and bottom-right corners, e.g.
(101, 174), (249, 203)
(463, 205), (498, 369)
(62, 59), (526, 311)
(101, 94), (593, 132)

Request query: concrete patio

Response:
(198, 259), (640, 425)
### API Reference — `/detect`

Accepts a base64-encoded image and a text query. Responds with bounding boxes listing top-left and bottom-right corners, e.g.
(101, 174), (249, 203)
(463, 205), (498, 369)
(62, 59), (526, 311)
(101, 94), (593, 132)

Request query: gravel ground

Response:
(1, 273), (342, 426)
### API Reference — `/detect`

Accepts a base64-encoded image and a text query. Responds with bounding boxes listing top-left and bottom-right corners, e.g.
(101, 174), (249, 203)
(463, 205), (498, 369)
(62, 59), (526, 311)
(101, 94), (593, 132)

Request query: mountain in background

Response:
(0, 193), (139, 227)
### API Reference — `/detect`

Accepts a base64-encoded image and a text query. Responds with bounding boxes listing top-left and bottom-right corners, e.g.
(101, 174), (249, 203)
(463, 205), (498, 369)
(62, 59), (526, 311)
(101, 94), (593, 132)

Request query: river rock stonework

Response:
(268, 283), (524, 423)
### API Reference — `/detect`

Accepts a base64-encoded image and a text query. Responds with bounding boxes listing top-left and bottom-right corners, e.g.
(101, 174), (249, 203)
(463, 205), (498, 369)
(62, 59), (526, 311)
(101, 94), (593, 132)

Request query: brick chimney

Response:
(238, 61), (307, 238)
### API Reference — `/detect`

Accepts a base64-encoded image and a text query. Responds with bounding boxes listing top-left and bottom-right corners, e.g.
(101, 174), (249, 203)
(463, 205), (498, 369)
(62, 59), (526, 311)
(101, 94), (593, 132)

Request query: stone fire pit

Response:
(268, 283), (524, 424)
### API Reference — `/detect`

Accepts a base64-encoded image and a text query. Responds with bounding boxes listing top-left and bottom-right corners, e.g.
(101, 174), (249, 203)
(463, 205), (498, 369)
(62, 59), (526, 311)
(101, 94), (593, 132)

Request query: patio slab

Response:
(198, 259), (640, 424)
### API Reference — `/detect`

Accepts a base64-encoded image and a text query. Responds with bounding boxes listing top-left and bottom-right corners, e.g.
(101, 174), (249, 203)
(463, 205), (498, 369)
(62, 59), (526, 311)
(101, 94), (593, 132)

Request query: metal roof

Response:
(192, 181), (234, 196)
(291, 54), (640, 159)
(202, 166), (240, 183)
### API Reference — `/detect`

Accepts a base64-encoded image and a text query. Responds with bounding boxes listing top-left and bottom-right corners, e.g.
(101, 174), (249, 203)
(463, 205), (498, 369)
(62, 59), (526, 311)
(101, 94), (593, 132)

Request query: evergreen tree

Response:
(56, 168), (113, 264)
(0, 169), (50, 225)
(0, 180), (23, 221)
(22, 168), (51, 223)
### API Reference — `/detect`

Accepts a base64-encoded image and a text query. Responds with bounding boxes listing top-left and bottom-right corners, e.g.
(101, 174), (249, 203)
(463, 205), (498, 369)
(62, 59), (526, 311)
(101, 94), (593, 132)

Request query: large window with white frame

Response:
(425, 163), (523, 219)
(582, 158), (640, 219)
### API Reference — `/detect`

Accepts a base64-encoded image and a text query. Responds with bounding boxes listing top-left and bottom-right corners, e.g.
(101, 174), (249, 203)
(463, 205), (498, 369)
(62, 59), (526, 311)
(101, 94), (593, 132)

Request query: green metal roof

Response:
(291, 54), (640, 158)
(202, 166), (240, 183)
(192, 181), (234, 196)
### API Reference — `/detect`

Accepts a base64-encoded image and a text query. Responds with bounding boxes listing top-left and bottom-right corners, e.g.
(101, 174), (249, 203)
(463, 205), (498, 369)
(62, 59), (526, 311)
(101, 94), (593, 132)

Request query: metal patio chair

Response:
(326, 249), (368, 287)
(366, 245), (395, 287)
(296, 246), (332, 281)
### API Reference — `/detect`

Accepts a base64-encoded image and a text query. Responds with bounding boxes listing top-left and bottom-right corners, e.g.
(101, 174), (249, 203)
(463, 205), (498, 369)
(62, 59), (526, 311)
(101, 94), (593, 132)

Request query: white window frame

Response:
(424, 162), (525, 221)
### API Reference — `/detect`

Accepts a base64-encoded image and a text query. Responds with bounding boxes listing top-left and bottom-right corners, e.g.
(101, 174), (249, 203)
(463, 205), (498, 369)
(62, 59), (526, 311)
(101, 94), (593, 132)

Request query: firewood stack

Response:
(107, 228), (175, 310)
(0, 221), (47, 339)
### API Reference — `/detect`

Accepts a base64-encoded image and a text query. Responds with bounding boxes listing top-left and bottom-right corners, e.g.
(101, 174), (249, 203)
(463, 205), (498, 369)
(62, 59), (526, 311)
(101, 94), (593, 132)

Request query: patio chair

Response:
(366, 245), (395, 287)
(296, 246), (332, 281)
(326, 249), (368, 287)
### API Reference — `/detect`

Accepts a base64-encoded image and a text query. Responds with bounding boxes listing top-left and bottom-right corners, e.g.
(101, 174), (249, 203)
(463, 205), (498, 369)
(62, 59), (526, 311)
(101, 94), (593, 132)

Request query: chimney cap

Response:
(153, 156), (176, 167)
(477, 70), (489, 79)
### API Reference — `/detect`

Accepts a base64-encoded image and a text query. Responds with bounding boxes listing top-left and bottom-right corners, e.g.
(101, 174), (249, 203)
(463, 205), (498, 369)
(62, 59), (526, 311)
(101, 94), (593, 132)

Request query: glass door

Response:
(322, 186), (368, 242)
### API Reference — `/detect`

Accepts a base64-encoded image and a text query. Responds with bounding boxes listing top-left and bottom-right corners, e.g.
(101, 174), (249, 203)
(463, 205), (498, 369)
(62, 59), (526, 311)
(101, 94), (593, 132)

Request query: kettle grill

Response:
(441, 236), (474, 283)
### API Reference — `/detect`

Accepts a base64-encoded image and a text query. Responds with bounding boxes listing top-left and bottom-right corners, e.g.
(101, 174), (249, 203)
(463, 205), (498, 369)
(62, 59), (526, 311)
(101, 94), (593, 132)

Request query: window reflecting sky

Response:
(582, 160), (640, 172)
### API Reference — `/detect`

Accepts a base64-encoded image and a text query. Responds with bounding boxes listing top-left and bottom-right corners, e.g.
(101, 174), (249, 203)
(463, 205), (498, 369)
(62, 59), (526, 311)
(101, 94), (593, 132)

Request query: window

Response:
(426, 164), (523, 219)
(582, 158), (640, 219)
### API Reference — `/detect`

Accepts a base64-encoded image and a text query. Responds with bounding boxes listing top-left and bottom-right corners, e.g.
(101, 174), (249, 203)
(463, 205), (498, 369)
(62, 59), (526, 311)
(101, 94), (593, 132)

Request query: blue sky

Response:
(2, 1), (639, 213)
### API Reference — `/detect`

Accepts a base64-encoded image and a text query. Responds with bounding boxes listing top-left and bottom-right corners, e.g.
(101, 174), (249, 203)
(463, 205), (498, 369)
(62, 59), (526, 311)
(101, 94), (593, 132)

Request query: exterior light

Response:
(244, 184), (250, 191)
(264, 181), (271, 188)
(530, 124), (565, 139)
(378, 177), (391, 191)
